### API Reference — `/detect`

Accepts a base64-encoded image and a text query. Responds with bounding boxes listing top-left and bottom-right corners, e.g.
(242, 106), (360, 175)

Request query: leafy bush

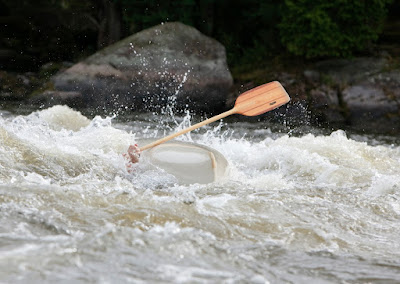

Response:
(279, 0), (393, 58)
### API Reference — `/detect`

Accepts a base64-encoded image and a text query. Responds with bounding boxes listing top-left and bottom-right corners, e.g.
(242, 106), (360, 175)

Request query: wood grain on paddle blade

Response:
(234, 81), (290, 116)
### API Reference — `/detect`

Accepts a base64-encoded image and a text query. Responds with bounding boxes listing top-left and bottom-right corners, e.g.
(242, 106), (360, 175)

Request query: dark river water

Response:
(1, 104), (400, 283)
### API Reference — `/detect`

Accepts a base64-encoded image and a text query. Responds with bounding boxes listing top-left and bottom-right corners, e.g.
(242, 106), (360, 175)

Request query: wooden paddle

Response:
(140, 81), (290, 151)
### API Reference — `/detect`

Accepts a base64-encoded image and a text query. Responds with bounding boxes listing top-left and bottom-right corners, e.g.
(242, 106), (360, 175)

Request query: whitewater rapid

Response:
(1, 105), (400, 283)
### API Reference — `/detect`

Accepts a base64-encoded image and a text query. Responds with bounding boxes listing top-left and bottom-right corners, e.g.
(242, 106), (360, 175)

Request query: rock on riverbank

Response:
(2, 21), (399, 135)
(302, 57), (400, 134)
(46, 22), (233, 113)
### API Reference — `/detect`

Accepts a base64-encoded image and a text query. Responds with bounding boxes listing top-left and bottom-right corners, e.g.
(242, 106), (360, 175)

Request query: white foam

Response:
(1, 105), (400, 268)
(36, 105), (91, 131)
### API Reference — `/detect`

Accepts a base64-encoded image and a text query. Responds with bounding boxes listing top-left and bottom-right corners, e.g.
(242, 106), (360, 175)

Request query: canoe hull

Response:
(138, 139), (228, 185)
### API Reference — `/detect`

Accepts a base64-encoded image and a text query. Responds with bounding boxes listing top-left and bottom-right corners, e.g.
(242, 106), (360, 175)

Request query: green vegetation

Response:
(0, 0), (397, 78)
(280, 0), (393, 58)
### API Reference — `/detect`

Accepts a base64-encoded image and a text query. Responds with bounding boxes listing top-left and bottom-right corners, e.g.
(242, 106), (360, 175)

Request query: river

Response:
(1, 104), (400, 283)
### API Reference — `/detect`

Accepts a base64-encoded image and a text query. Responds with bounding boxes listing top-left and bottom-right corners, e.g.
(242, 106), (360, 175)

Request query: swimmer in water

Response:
(122, 144), (140, 174)
(124, 144), (141, 166)
(123, 144), (141, 173)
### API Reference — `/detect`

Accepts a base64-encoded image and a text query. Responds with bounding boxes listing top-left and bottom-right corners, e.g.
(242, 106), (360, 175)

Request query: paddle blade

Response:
(234, 81), (290, 116)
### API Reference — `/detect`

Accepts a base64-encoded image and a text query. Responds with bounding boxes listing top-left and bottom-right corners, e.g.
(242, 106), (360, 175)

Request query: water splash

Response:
(1, 105), (400, 283)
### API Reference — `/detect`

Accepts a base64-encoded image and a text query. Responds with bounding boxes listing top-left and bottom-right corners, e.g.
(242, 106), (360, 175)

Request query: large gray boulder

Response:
(50, 22), (233, 113)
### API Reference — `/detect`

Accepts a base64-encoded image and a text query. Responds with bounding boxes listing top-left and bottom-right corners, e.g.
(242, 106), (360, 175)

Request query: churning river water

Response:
(1, 104), (400, 283)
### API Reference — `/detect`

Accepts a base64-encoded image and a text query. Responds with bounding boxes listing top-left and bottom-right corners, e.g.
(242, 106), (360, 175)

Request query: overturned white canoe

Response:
(138, 139), (228, 185)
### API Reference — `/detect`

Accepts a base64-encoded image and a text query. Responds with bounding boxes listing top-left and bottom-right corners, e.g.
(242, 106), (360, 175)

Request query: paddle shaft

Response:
(140, 108), (236, 151)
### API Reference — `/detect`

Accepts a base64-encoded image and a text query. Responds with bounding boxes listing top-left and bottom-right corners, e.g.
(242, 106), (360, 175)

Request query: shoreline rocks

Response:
(300, 57), (400, 134)
(1, 22), (399, 135)
(50, 22), (233, 114)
